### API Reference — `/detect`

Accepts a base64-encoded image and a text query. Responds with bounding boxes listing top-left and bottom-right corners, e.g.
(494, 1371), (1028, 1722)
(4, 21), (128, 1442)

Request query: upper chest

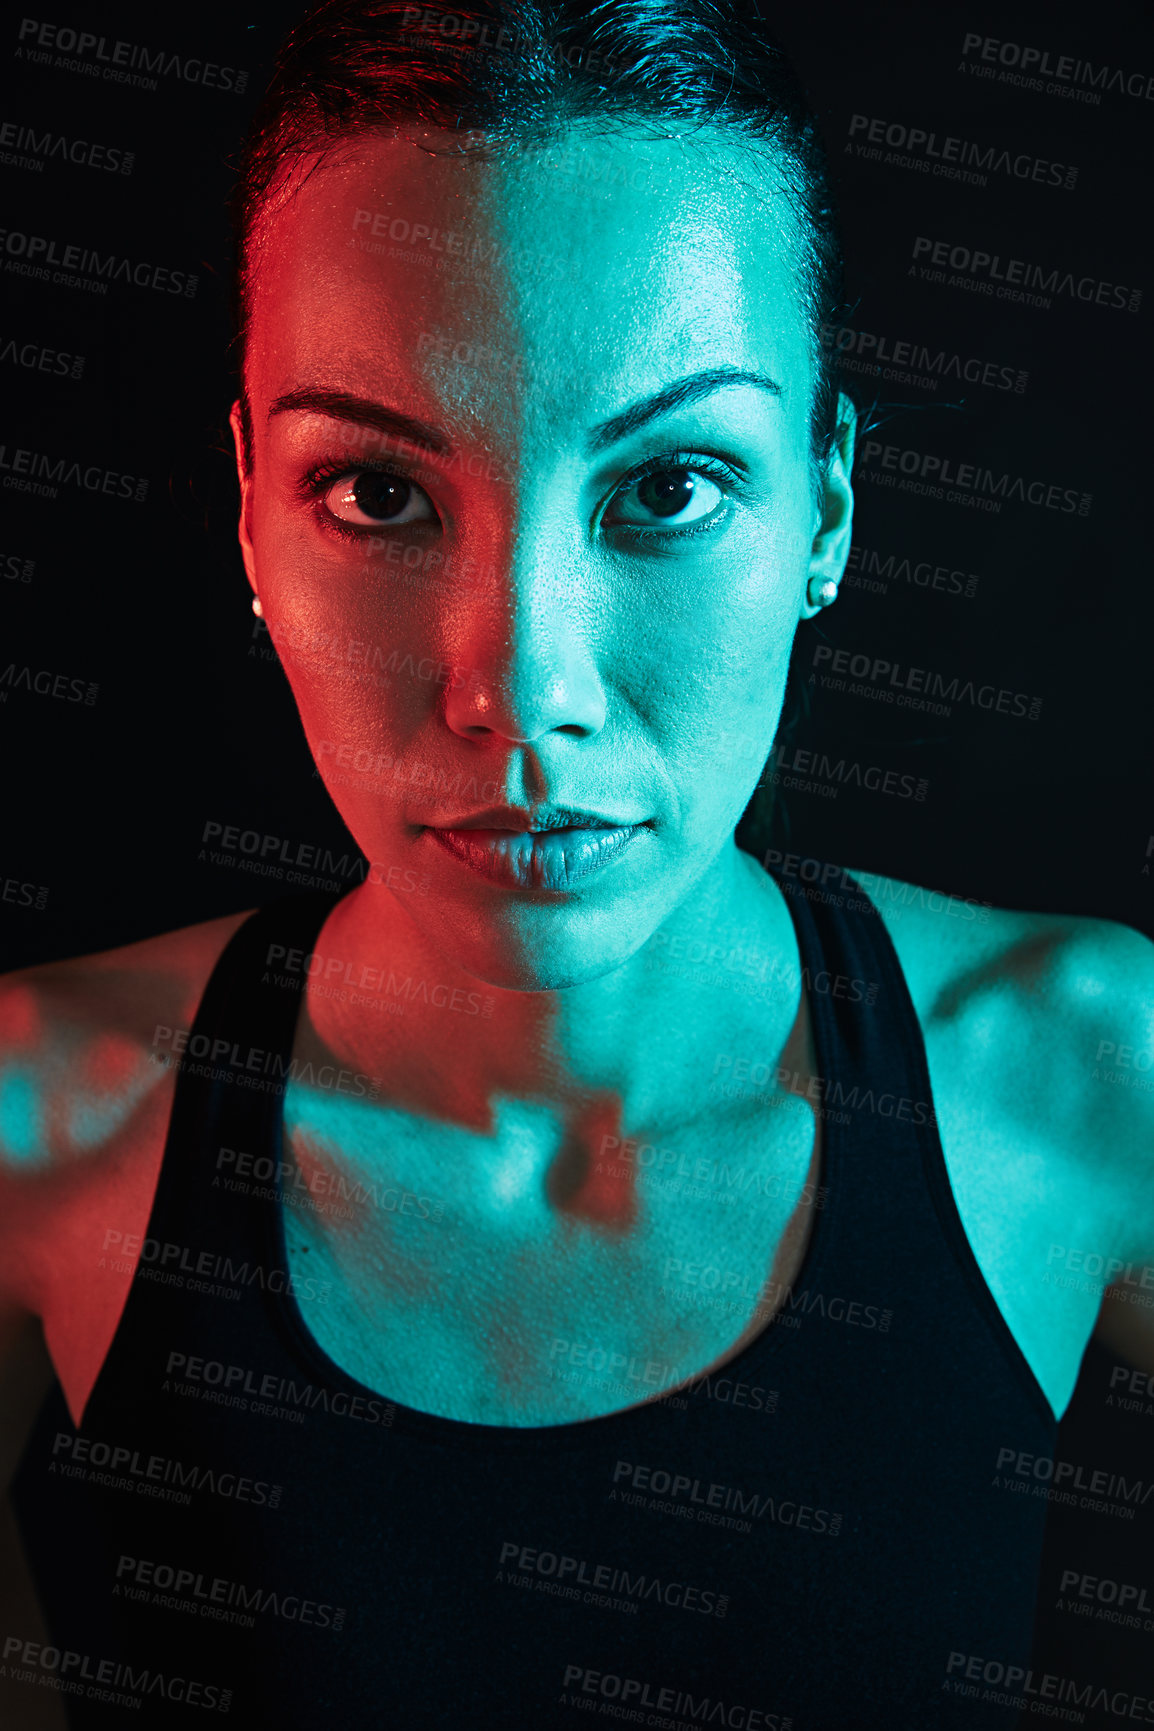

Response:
(277, 960), (1105, 1430)
(279, 1077), (825, 1424)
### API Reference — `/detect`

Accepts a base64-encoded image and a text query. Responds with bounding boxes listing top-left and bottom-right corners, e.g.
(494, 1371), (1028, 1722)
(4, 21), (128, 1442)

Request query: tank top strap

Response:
(770, 862), (931, 1110)
(146, 893), (341, 1267)
(11, 870), (1056, 1728)
(766, 858), (1051, 1427)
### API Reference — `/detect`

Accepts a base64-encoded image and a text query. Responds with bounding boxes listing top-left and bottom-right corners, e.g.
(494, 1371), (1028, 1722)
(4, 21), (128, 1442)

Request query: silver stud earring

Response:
(251, 595), (264, 618)
(810, 578), (838, 609)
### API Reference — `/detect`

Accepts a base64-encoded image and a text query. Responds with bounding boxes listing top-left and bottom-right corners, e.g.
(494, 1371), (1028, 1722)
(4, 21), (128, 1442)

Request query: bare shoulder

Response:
(1, 906), (257, 1026)
(850, 864), (1154, 1070)
(851, 863), (1154, 1269)
(0, 907), (257, 1173)
(0, 909), (254, 1410)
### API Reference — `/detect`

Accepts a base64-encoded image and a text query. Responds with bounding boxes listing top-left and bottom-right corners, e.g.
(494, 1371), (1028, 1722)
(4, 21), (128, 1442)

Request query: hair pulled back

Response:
(233, 0), (848, 473)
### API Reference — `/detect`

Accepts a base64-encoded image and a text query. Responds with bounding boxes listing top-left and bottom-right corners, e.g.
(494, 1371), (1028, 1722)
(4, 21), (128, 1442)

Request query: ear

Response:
(798, 393), (856, 621)
(229, 399), (259, 594)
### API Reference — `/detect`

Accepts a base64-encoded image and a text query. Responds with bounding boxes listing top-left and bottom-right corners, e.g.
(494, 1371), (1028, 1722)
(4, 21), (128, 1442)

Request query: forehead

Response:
(245, 126), (811, 442)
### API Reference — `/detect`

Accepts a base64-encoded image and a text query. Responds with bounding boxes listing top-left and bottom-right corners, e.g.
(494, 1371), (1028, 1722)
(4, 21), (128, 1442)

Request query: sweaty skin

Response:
(228, 127), (853, 1422)
(237, 127), (846, 1010)
(0, 126), (1152, 1448)
(229, 126), (1154, 1425)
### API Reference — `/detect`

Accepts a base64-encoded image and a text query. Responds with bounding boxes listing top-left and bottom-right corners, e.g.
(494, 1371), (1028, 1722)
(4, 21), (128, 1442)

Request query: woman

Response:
(2, 0), (1152, 1725)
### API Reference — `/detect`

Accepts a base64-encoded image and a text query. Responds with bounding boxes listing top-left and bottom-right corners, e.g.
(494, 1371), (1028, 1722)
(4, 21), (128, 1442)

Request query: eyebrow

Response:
(587, 367), (781, 454)
(267, 388), (452, 456)
(267, 368), (780, 462)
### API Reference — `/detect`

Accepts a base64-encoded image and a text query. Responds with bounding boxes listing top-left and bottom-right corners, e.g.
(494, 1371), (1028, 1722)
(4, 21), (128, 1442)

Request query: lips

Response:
(426, 814), (646, 890)
(430, 805), (632, 834)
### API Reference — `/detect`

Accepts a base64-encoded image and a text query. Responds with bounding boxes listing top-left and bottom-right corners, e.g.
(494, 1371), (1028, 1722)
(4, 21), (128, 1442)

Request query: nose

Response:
(442, 541), (607, 745)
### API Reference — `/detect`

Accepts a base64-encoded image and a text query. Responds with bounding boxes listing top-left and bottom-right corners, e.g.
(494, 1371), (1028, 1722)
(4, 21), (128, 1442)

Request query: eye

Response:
(321, 470), (436, 527)
(605, 464), (727, 531)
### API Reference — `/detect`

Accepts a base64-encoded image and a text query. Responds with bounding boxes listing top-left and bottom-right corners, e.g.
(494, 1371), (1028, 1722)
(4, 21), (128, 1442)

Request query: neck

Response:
(297, 840), (805, 1131)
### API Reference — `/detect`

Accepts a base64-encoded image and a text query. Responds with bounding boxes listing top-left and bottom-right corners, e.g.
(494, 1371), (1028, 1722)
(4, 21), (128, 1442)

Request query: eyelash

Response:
(296, 456), (431, 544)
(297, 449), (743, 543)
(604, 449), (741, 543)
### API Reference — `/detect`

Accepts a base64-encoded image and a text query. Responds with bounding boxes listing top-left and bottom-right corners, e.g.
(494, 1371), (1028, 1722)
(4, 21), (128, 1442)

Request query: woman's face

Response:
(234, 126), (853, 990)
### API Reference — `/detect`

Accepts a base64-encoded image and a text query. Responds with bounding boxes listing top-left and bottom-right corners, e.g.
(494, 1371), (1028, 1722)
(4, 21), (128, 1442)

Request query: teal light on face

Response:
(243, 126), (853, 999)
(0, 1065), (46, 1167)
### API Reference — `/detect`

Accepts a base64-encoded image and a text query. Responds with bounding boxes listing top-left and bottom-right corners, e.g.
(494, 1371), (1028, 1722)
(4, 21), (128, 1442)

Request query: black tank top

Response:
(11, 866), (1057, 1730)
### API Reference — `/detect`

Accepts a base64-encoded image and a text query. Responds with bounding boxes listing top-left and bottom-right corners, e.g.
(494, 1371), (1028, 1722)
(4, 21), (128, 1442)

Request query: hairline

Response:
(237, 119), (833, 493)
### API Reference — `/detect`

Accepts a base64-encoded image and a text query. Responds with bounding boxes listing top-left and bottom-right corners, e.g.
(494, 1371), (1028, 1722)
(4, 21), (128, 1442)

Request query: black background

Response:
(2, 0), (1152, 1716)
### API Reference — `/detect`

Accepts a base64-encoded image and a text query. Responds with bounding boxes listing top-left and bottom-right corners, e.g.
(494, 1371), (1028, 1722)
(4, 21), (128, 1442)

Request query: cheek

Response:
(251, 523), (436, 763)
(621, 516), (807, 768)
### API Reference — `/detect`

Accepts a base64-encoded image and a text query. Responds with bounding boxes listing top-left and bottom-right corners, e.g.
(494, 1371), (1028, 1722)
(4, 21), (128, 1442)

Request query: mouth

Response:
(424, 808), (648, 891)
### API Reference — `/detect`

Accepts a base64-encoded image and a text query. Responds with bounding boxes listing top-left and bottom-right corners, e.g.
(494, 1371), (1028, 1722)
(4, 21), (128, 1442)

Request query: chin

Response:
(421, 900), (657, 996)
(476, 955), (626, 994)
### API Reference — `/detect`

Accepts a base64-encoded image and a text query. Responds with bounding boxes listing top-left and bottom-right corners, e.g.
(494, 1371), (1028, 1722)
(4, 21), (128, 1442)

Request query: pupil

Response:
(639, 470), (694, 518)
(353, 473), (412, 520)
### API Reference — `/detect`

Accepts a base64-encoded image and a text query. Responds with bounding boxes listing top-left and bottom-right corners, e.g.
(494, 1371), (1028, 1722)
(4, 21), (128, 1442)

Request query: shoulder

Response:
(0, 908), (255, 1311)
(0, 906), (258, 1102)
(850, 864), (1154, 1054)
(851, 865), (1154, 1234)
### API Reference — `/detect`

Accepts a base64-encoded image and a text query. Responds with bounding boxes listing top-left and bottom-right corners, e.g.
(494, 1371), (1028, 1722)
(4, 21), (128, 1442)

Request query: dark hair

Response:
(232, 0), (848, 478)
